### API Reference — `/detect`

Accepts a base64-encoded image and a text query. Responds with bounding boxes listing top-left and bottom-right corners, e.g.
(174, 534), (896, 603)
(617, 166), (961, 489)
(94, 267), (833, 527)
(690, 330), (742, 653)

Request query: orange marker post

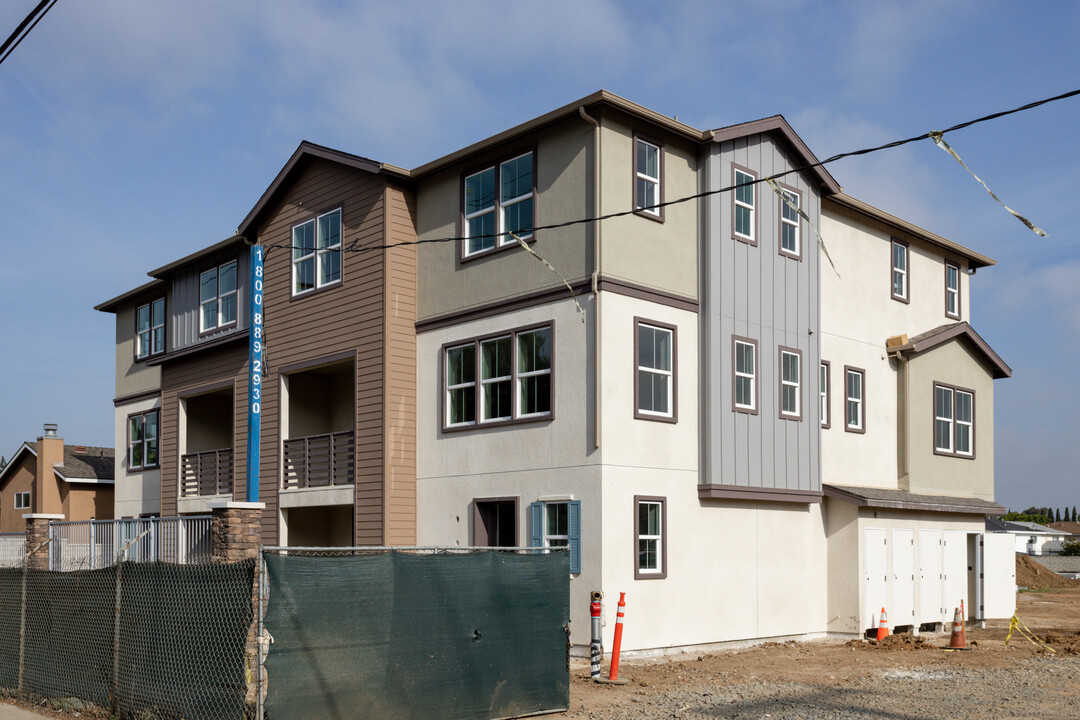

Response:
(596, 592), (629, 685)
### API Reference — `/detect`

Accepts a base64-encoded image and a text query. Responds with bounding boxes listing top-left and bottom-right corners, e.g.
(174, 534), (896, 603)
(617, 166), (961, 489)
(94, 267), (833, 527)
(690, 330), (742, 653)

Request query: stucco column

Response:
(23, 513), (63, 570)
(209, 502), (265, 562)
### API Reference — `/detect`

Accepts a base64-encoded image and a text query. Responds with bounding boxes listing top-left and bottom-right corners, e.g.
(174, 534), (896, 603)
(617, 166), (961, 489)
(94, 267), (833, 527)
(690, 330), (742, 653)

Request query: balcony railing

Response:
(283, 431), (355, 489)
(180, 448), (233, 497)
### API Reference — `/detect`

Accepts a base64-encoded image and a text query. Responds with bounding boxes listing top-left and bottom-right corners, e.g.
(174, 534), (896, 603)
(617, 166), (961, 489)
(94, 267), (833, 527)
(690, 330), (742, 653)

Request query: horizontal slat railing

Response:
(181, 448), (233, 497)
(283, 431), (354, 489)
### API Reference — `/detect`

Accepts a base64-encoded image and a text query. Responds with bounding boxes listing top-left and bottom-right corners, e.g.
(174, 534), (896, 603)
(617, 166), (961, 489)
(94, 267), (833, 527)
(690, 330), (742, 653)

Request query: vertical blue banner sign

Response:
(246, 244), (264, 502)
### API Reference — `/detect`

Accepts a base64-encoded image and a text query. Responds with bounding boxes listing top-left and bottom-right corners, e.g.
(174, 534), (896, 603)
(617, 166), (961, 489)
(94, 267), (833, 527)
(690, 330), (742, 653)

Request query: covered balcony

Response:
(281, 360), (355, 491)
(179, 387), (234, 498)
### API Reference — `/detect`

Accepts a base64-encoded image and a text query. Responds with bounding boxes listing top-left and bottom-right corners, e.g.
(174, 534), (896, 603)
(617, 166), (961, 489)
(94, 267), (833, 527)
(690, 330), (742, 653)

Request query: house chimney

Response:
(35, 423), (64, 516)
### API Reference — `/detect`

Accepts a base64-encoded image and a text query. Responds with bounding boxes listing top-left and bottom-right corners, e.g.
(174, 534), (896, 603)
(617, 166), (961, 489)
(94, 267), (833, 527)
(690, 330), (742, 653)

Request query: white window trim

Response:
(845, 367), (864, 432)
(945, 262), (961, 319)
(779, 187), (801, 259)
(291, 208), (343, 298)
(479, 335), (513, 423)
(444, 344), (476, 428)
(934, 385), (954, 454)
(779, 348), (801, 420)
(543, 502), (569, 548)
(199, 261), (238, 333)
(135, 297), (166, 359)
(820, 361), (831, 428)
(935, 383), (974, 458)
(733, 168), (756, 243)
(14, 491), (29, 510)
(635, 498), (664, 576)
(463, 151), (535, 258)
(636, 321), (674, 419)
(128, 410), (160, 471)
(635, 138), (662, 217)
(891, 239), (909, 302)
(733, 337), (757, 412)
(517, 330), (553, 420)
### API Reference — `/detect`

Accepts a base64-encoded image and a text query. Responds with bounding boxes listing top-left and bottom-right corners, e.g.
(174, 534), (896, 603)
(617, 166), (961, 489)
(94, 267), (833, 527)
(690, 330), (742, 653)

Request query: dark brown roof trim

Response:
(94, 278), (168, 313)
(238, 141), (385, 238)
(826, 193), (996, 269)
(891, 321), (1011, 379)
(710, 115), (842, 196)
(148, 235), (246, 279)
(823, 484), (1006, 516)
(113, 389), (162, 407)
(698, 484), (823, 504)
(145, 329), (249, 366)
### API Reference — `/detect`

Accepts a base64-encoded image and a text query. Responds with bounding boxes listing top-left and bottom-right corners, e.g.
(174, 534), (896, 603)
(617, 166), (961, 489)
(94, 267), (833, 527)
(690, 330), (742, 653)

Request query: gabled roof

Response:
(0, 442), (36, 486)
(825, 484), (1006, 515)
(0, 442), (114, 486)
(825, 193), (996, 269)
(237, 141), (396, 239)
(710, 115), (842, 195)
(889, 322), (1012, 379)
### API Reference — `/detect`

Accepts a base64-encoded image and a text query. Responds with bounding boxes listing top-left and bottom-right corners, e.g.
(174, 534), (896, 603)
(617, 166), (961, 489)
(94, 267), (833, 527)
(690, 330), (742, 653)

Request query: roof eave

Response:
(891, 322), (1012, 379)
(94, 278), (168, 313)
(710, 115), (842, 195)
(0, 443), (36, 486)
(147, 235), (246, 279)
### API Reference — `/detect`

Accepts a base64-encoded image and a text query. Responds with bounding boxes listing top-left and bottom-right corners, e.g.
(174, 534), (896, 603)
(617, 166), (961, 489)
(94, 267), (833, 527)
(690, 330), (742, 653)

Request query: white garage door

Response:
(918, 529), (943, 625)
(891, 529), (915, 627)
(943, 530), (968, 620)
(864, 528), (887, 631)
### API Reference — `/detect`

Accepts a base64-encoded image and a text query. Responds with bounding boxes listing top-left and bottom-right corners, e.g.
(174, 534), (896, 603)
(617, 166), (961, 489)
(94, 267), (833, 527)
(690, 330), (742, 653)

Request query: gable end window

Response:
(128, 410), (160, 470)
(635, 496), (666, 579)
(844, 366), (865, 433)
(292, 208), (342, 296)
(945, 262), (961, 319)
(634, 137), (663, 221)
(463, 151), (535, 258)
(778, 185), (802, 260)
(443, 324), (553, 430)
(14, 492), (29, 510)
(820, 360), (831, 429)
(732, 166), (757, 244)
(779, 346), (802, 420)
(530, 500), (581, 573)
(199, 260), (238, 333)
(136, 298), (166, 359)
(891, 238), (909, 303)
(732, 336), (758, 414)
(635, 319), (677, 422)
(934, 383), (974, 458)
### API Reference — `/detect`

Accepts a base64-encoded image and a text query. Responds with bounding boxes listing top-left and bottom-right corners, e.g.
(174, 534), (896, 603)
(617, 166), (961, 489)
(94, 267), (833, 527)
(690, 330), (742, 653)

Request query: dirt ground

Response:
(566, 587), (1080, 719)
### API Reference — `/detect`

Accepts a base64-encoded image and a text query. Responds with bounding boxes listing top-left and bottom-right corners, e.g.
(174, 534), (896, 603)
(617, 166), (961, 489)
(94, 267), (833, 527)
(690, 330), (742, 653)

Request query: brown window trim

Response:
(890, 237), (910, 304)
(471, 496), (519, 547)
(820, 360), (831, 429)
(776, 182), (803, 261)
(440, 321), (555, 433)
(633, 134), (665, 223)
(933, 382), (976, 460)
(633, 317), (678, 424)
(843, 365), (866, 434)
(289, 205), (345, 301)
(944, 261), (961, 320)
(778, 345), (803, 421)
(459, 146), (538, 263)
(134, 296), (167, 363)
(731, 163), (758, 246)
(126, 408), (161, 471)
(732, 335), (759, 415)
(634, 495), (667, 580)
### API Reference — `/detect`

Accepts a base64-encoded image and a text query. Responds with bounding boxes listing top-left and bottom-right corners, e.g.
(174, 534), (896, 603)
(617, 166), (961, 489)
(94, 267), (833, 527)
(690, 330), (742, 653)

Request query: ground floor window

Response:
(14, 491), (29, 510)
(530, 499), (581, 573)
(635, 496), (666, 579)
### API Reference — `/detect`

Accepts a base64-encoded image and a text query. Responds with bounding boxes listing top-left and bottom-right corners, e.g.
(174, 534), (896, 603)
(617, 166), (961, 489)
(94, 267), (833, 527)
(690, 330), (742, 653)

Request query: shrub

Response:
(1060, 540), (1080, 556)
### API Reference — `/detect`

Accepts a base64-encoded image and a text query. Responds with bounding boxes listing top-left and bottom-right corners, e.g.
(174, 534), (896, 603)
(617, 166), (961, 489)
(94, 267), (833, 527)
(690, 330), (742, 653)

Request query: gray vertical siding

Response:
(170, 248), (250, 352)
(702, 134), (821, 493)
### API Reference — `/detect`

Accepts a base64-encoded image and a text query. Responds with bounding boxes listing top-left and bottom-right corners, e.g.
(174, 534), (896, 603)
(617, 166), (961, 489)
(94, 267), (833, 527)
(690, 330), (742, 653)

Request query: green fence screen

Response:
(263, 550), (569, 720)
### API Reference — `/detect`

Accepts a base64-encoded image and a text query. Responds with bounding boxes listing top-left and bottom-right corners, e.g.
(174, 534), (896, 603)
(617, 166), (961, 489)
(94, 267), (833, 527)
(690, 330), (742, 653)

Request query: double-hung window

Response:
(634, 137), (662, 219)
(820, 361), (831, 428)
(945, 262), (961, 319)
(733, 336), (758, 413)
(444, 325), (552, 429)
(292, 208), (342, 296)
(128, 410), (160, 470)
(779, 347), (802, 420)
(844, 367), (865, 433)
(635, 319), (676, 421)
(778, 186), (801, 259)
(891, 239), (909, 302)
(635, 496), (666, 579)
(136, 298), (166, 359)
(463, 151), (534, 257)
(934, 383), (974, 457)
(530, 499), (581, 573)
(199, 260), (237, 332)
(14, 492), (29, 510)
(733, 166), (756, 243)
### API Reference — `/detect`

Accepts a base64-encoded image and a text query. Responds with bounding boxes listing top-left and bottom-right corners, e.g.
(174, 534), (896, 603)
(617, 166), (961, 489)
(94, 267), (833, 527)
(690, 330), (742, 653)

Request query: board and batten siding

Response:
(701, 134), (821, 495)
(169, 245), (249, 352)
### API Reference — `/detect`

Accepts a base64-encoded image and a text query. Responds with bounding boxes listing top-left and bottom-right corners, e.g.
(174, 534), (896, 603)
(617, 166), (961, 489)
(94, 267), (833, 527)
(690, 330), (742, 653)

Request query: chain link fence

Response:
(0, 550), (256, 720)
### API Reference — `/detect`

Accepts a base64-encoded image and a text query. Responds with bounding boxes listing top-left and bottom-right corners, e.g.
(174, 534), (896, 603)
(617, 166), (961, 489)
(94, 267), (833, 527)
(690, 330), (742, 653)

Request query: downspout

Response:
(579, 106), (601, 450)
(890, 349), (910, 491)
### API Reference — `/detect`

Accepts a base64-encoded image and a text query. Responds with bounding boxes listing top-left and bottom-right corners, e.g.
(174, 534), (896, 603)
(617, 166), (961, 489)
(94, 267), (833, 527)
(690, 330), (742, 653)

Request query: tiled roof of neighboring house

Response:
(1005, 520), (1062, 534)
(29, 442), (114, 483)
(889, 321), (1012, 379)
(824, 484), (1006, 515)
(1049, 521), (1080, 535)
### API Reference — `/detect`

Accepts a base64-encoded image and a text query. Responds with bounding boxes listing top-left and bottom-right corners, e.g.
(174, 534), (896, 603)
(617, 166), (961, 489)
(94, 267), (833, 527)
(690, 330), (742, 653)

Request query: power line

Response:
(258, 85), (1080, 255)
(0, 0), (58, 67)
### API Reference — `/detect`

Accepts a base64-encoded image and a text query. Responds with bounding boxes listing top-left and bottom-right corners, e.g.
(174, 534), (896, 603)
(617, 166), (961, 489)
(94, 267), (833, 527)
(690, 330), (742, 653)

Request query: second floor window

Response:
(733, 337), (757, 413)
(636, 320), (676, 421)
(14, 491), (29, 510)
(891, 239), (909, 302)
(820, 361), (831, 428)
(945, 262), (961, 319)
(292, 208), (342, 296)
(129, 410), (160, 470)
(200, 261), (237, 332)
(733, 168), (756, 243)
(935, 383), (973, 457)
(464, 151), (534, 257)
(779, 188), (801, 258)
(845, 367), (865, 432)
(634, 138), (662, 219)
(136, 298), (166, 359)
(779, 348), (802, 420)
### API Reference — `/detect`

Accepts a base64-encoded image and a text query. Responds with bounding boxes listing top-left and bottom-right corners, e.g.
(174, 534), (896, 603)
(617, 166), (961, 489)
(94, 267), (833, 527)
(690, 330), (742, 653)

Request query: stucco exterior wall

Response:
(905, 338), (995, 499)
(0, 453), (35, 533)
(114, 395), (161, 518)
(61, 484), (113, 521)
(113, 301), (164, 400)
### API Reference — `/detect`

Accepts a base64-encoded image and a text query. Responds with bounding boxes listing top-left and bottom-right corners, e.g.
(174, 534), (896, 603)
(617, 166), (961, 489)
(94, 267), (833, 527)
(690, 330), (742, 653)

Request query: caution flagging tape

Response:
(1003, 614), (1056, 653)
(929, 131), (1047, 237)
(765, 178), (841, 278)
(511, 231), (587, 323)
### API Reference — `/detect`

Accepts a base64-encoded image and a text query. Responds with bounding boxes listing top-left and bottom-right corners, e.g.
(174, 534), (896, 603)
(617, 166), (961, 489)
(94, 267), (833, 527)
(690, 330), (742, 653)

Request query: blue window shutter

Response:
(530, 502), (543, 547)
(568, 500), (582, 573)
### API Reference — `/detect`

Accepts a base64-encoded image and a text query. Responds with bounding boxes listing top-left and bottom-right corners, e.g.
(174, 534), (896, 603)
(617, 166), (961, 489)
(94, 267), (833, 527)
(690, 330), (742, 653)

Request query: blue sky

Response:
(0, 0), (1077, 512)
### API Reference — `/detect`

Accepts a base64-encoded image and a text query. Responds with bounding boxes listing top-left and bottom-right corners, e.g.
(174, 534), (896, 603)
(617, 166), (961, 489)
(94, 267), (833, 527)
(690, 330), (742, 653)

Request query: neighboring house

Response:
(0, 424), (114, 532)
(96, 90), (1015, 652)
(1048, 521), (1080, 537)
(987, 518), (1072, 555)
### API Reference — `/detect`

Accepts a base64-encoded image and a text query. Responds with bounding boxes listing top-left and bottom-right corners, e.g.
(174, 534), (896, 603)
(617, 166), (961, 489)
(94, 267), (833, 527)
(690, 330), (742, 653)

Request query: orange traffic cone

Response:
(947, 606), (968, 649)
(876, 608), (889, 641)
